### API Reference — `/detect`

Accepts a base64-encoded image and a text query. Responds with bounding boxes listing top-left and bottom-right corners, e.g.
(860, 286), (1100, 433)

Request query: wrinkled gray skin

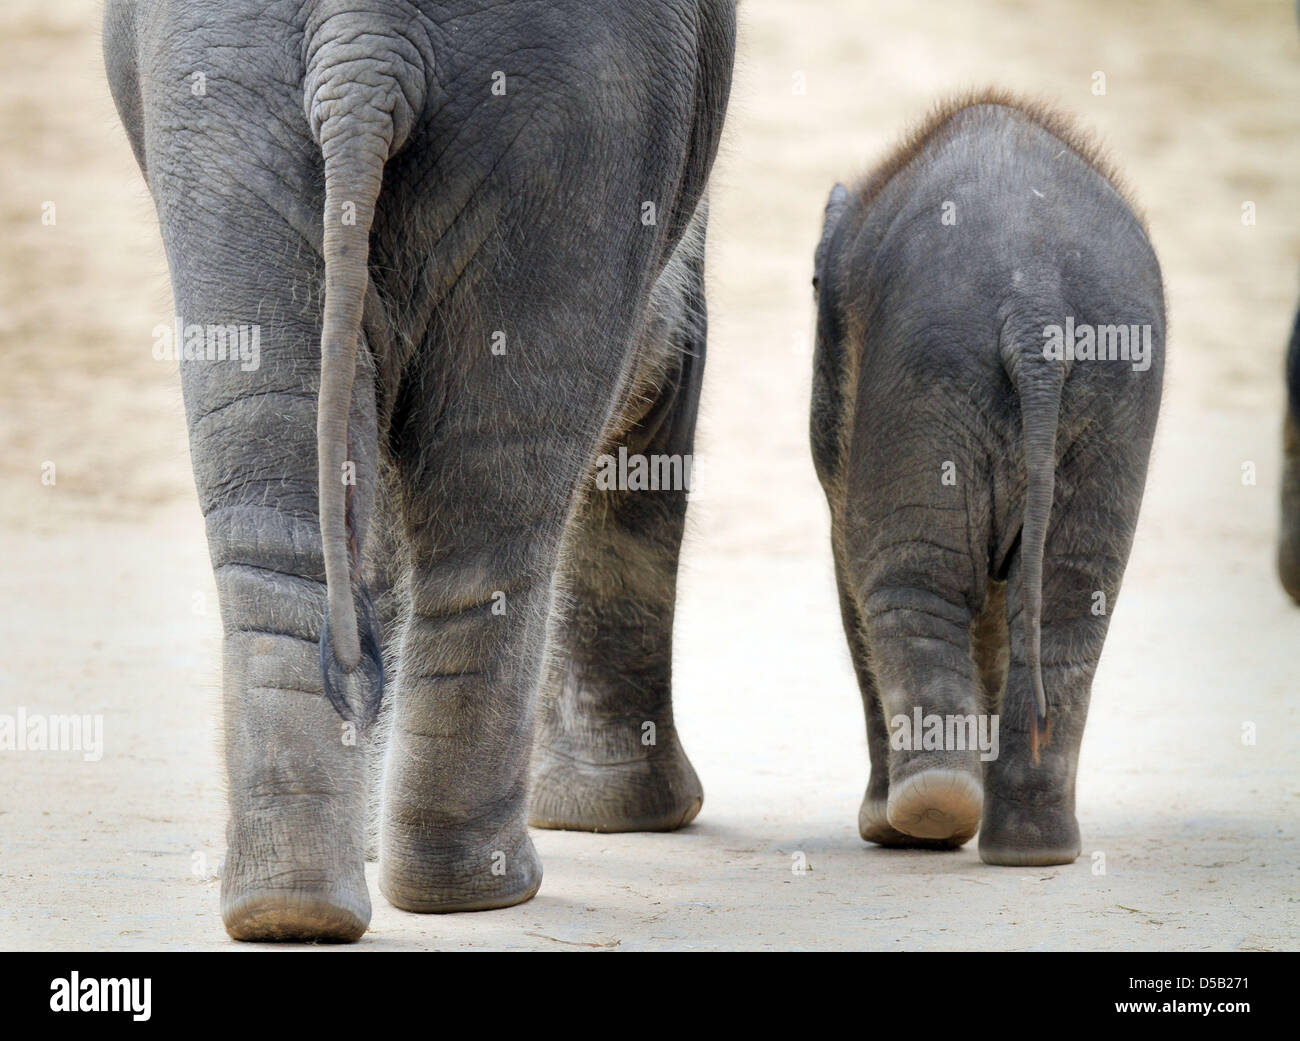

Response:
(105, 0), (734, 941)
(811, 101), (1164, 866)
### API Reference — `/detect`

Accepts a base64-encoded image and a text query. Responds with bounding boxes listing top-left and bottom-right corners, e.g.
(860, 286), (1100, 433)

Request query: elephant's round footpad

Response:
(886, 769), (982, 843)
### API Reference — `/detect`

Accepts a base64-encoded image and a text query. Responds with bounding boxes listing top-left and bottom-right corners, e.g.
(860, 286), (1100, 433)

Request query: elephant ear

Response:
(813, 182), (849, 293)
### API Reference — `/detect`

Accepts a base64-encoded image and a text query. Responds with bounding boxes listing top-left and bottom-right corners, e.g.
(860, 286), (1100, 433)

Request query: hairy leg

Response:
(530, 222), (708, 832)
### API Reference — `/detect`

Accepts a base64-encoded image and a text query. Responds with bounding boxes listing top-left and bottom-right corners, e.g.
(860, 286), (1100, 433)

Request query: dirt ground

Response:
(1, 0), (1297, 951)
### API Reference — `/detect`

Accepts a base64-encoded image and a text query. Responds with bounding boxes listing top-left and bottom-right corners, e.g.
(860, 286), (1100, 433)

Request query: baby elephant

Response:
(810, 93), (1164, 866)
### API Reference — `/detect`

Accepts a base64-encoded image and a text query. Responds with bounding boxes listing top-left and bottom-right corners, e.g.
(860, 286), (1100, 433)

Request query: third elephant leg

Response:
(530, 264), (707, 833)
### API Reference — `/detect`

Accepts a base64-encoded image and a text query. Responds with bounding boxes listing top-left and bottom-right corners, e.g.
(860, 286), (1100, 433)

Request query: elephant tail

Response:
(1002, 319), (1066, 764)
(304, 32), (424, 726)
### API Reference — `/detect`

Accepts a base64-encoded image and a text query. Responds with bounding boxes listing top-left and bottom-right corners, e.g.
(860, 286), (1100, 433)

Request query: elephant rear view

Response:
(106, 0), (734, 941)
(811, 93), (1164, 866)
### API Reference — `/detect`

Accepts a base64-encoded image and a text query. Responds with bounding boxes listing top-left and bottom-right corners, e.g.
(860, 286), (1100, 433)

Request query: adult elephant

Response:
(105, 0), (735, 942)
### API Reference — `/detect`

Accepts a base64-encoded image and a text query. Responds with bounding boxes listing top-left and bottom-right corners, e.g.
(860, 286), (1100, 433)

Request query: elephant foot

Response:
(859, 792), (969, 849)
(220, 807), (371, 943)
(222, 888), (370, 944)
(884, 768), (982, 844)
(528, 732), (703, 832)
(379, 815), (542, 913)
(979, 798), (1081, 866)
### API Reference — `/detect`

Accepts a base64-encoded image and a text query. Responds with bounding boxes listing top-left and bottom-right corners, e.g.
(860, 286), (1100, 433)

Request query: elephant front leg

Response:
(528, 345), (705, 833)
(528, 460), (702, 833)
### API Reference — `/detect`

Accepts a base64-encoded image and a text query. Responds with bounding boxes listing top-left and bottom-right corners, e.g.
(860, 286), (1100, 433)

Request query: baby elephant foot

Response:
(979, 795), (1081, 866)
(859, 790), (971, 850)
(883, 765), (983, 846)
(529, 729), (703, 832)
(221, 798), (371, 944)
(379, 811), (542, 913)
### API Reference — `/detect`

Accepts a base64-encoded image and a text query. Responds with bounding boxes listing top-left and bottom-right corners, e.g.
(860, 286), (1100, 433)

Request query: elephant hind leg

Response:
(979, 438), (1146, 867)
(876, 581), (997, 845)
(834, 557), (968, 850)
(852, 573), (986, 847)
(159, 190), (379, 944)
(884, 769), (984, 843)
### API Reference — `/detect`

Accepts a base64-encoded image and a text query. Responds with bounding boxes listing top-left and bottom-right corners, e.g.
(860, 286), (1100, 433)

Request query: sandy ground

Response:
(1, 0), (1297, 951)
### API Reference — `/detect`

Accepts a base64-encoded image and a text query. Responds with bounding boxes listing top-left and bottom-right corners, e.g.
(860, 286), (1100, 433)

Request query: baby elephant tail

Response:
(304, 22), (425, 726)
(1002, 320), (1066, 764)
